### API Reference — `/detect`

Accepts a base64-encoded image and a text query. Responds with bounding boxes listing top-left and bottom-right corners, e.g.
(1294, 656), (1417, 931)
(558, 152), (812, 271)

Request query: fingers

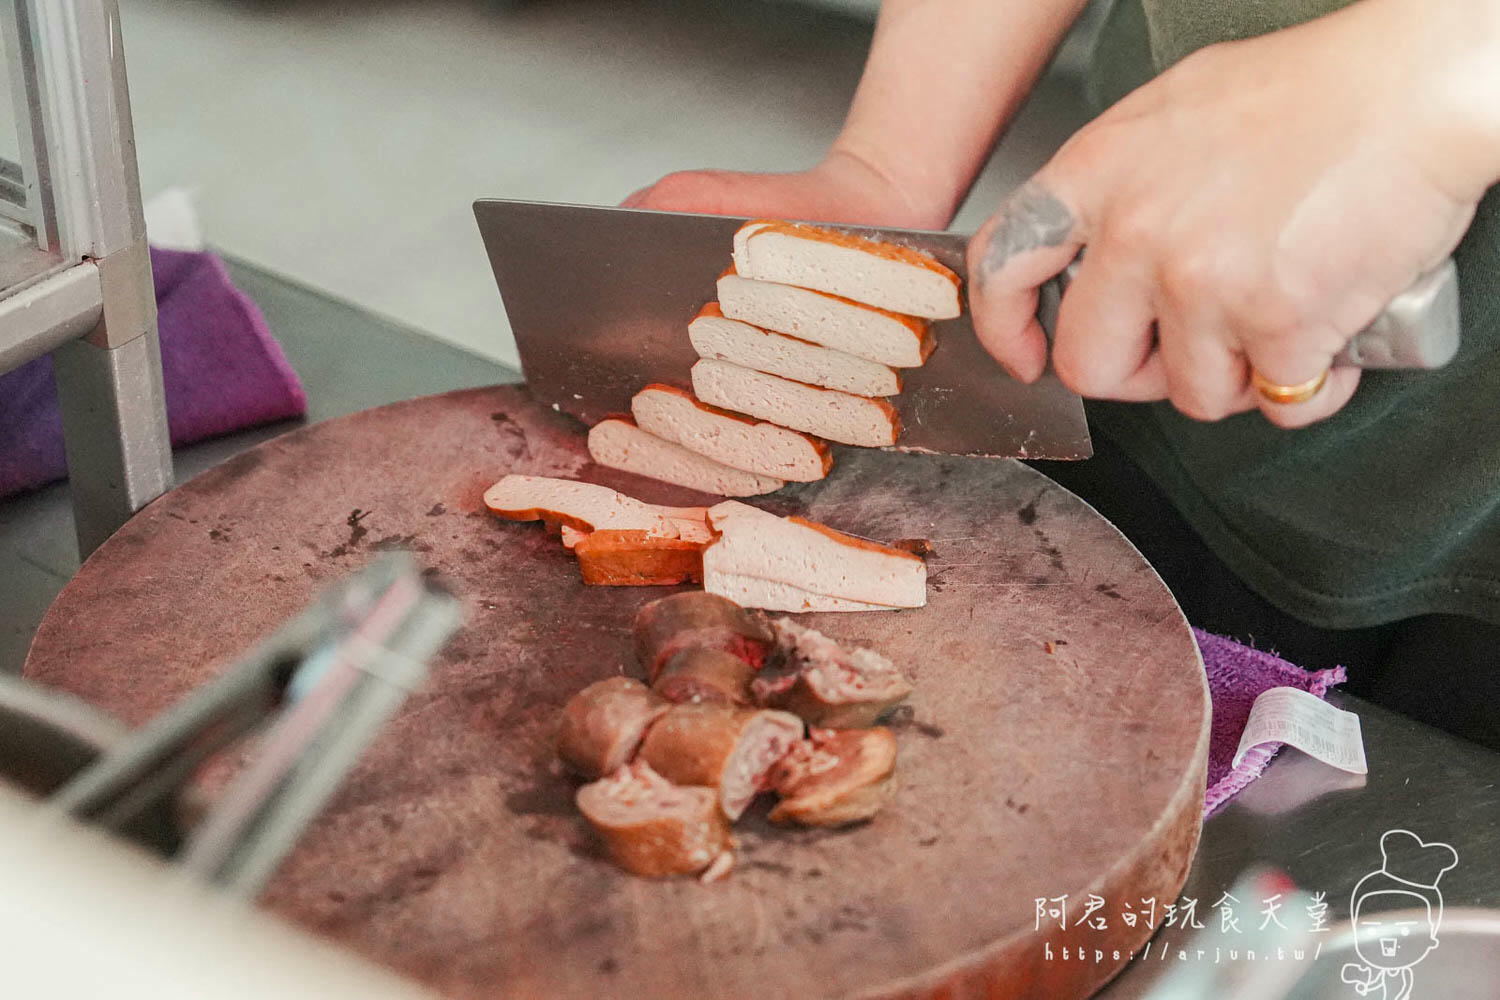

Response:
(1051, 247), (1355, 426)
(1152, 284), (1258, 421)
(1158, 333), (1258, 422)
(1245, 328), (1362, 428)
(622, 169), (806, 217)
(1050, 252), (1166, 402)
(968, 179), (1086, 383)
(1254, 365), (1362, 428)
(619, 170), (742, 215)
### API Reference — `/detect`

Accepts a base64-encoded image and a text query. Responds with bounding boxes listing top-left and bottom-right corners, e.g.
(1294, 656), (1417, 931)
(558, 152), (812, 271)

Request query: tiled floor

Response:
(119, 0), (1098, 369)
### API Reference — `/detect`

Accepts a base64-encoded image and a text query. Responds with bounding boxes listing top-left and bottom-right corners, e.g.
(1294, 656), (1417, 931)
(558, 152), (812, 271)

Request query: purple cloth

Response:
(1198, 627), (1346, 818)
(0, 247), (306, 497)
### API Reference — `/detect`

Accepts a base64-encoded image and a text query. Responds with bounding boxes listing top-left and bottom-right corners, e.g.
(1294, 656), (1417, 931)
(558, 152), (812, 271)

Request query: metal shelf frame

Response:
(0, 0), (171, 558)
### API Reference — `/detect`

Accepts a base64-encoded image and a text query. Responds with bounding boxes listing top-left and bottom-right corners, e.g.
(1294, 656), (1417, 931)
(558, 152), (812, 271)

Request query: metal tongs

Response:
(46, 553), (461, 897)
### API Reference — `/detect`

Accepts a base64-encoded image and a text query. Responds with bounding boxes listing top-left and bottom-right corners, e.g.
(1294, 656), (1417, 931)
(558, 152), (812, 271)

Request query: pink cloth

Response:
(0, 247), (306, 497)
(1197, 627), (1346, 818)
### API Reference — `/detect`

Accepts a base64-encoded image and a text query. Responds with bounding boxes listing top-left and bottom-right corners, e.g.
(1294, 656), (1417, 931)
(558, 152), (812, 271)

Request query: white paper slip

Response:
(1232, 686), (1368, 774)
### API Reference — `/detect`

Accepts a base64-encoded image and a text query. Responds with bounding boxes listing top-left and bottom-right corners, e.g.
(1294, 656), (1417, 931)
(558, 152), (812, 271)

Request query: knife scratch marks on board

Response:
(915, 581), (1077, 588)
(1118, 655), (1150, 700)
(736, 887), (769, 955)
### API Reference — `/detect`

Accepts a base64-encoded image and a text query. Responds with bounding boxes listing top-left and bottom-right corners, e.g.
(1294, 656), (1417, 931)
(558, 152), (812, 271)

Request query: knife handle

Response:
(1035, 256), (1461, 370)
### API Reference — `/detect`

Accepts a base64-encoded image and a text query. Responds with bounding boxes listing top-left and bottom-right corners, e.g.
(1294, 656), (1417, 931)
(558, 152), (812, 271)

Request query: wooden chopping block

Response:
(23, 385), (1209, 999)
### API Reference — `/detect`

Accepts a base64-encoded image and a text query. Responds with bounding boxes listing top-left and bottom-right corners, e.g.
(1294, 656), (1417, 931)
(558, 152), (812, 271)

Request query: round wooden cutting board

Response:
(24, 386), (1209, 1000)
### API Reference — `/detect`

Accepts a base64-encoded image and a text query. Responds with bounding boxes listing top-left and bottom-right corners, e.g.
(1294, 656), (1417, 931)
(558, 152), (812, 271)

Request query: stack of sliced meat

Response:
(485, 474), (926, 610)
(560, 594), (911, 881)
(587, 219), (962, 497)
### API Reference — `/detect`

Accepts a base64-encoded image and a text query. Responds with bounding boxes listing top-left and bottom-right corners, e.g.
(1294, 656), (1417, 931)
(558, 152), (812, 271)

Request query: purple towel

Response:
(0, 247), (306, 498)
(1197, 627), (1346, 818)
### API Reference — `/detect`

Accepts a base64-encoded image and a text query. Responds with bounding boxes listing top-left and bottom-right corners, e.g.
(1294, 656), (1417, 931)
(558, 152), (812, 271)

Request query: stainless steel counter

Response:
(1103, 690), (1500, 996)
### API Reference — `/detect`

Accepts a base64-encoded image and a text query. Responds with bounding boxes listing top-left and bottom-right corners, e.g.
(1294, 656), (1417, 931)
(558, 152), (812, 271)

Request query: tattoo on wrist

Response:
(978, 182), (1074, 283)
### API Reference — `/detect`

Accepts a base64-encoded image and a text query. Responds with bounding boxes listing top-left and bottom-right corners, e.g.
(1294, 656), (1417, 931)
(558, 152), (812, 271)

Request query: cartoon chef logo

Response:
(1339, 829), (1458, 999)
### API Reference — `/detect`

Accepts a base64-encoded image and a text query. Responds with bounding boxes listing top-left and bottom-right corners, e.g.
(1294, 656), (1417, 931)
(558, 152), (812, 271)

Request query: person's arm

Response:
(623, 0), (1091, 229)
(969, 0), (1500, 427)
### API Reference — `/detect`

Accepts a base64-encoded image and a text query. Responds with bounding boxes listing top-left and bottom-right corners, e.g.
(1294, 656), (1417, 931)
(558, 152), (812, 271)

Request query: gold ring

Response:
(1251, 367), (1329, 405)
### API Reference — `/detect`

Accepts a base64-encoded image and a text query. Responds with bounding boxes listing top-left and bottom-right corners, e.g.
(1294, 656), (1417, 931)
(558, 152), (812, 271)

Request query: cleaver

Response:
(474, 199), (1459, 461)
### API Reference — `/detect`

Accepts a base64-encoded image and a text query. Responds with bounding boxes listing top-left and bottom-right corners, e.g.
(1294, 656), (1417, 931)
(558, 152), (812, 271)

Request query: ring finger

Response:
(1243, 325), (1360, 428)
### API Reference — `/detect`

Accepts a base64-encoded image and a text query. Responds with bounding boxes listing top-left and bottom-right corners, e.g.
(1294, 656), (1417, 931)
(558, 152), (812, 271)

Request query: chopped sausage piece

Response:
(653, 648), (757, 706)
(768, 727), (898, 827)
(632, 591), (774, 682)
(556, 677), (670, 779)
(753, 618), (913, 728)
(636, 704), (805, 820)
(568, 529), (707, 586)
(576, 762), (732, 877)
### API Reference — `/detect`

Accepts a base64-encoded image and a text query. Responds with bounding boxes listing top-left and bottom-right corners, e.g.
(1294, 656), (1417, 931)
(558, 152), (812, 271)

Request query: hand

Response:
(968, 0), (1494, 427)
(621, 148), (948, 231)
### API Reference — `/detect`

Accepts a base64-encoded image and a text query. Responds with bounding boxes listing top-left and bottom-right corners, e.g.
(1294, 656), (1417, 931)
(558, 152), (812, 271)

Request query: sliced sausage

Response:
(653, 648), (757, 706)
(632, 591), (774, 682)
(576, 762), (732, 877)
(636, 704), (804, 820)
(768, 727), (898, 827)
(555, 677), (669, 779)
(753, 618), (913, 728)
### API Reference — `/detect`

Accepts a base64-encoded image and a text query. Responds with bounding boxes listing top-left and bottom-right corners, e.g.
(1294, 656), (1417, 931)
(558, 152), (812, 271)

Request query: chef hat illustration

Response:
(1352, 829), (1459, 931)
(1374, 830), (1459, 890)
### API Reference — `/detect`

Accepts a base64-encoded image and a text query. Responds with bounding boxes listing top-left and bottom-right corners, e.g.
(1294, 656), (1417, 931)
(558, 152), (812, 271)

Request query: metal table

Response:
(2, 259), (1496, 994)
(1103, 687), (1499, 995)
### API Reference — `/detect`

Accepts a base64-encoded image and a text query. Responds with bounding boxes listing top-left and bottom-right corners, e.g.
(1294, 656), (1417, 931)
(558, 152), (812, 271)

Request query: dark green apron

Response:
(1081, 0), (1500, 629)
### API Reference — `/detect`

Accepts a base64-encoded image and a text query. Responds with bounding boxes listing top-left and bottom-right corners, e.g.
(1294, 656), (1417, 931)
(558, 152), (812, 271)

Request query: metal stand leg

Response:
(0, 1), (175, 556)
(51, 325), (172, 557)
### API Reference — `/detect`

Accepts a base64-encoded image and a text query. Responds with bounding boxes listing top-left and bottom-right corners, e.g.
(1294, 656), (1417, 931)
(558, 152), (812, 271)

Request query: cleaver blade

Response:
(474, 199), (1092, 460)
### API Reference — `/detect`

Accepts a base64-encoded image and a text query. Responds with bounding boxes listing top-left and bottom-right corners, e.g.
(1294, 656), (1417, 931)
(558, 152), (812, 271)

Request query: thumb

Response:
(966, 176), (1088, 383)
